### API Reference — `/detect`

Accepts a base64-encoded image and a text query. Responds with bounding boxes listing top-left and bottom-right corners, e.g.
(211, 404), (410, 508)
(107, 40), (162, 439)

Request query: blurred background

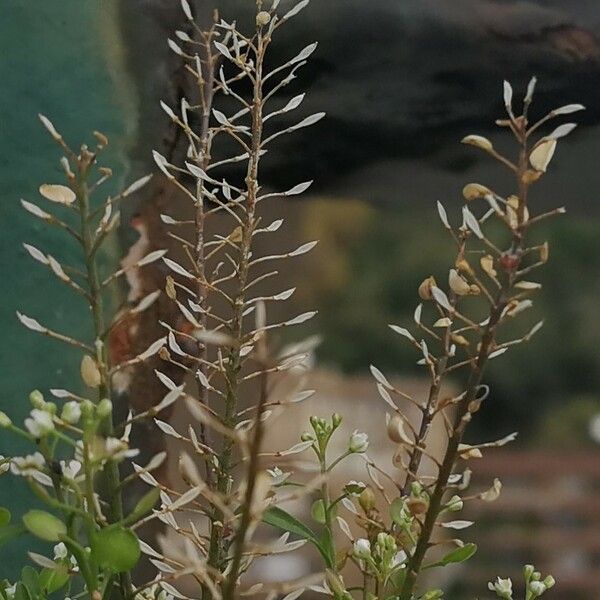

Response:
(1, 0), (599, 597)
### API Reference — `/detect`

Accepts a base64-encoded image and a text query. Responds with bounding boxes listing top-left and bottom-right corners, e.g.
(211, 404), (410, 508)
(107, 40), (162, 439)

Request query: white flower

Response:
(4, 584), (16, 600)
(25, 409), (55, 438)
(10, 452), (45, 476)
(60, 401), (81, 425)
(105, 437), (139, 461)
(529, 582), (546, 596)
(10, 452), (52, 486)
(488, 577), (513, 599)
(391, 550), (407, 568)
(0, 456), (9, 475)
(53, 542), (68, 560)
(349, 430), (369, 454)
(60, 459), (82, 480)
(267, 467), (291, 485)
(353, 538), (371, 560)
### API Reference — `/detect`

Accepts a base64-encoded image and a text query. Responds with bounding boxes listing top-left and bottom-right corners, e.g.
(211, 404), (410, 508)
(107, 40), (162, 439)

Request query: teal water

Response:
(0, 1), (129, 577)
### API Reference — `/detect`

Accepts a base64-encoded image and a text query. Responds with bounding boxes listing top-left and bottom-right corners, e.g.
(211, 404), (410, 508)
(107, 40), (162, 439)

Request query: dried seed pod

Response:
(480, 255), (497, 278)
(529, 139), (556, 172)
(461, 135), (493, 151)
(406, 497), (429, 516)
(462, 183), (491, 202)
(256, 11), (271, 25)
(418, 276), (436, 300)
(39, 184), (76, 206)
(449, 269), (471, 296)
(387, 414), (410, 444)
(80, 355), (101, 388)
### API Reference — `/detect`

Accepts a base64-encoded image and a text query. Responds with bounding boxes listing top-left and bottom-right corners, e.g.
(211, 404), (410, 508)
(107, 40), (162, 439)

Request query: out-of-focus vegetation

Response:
(300, 200), (600, 440)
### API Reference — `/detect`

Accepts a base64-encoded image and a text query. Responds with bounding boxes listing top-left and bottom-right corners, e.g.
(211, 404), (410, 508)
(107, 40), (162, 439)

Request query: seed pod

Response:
(462, 183), (491, 202)
(165, 276), (177, 300)
(449, 269), (471, 296)
(451, 333), (469, 347)
(455, 259), (473, 275)
(461, 135), (493, 151)
(480, 255), (497, 278)
(80, 355), (101, 388)
(358, 487), (376, 512)
(539, 242), (549, 263)
(387, 414), (410, 444)
(407, 497), (429, 516)
(530, 139), (557, 172)
(256, 10), (271, 25)
(418, 276), (436, 300)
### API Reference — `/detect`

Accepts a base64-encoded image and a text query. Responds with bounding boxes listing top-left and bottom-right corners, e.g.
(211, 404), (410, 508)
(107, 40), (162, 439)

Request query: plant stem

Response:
(77, 154), (130, 599)
(399, 123), (531, 600)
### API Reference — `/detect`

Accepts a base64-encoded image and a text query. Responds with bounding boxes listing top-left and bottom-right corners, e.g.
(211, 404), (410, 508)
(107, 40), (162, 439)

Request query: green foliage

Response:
(22, 511), (65, 543)
(91, 526), (140, 573)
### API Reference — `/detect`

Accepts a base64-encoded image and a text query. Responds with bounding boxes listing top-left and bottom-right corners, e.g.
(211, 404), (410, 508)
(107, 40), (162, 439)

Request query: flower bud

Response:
(80, 355), (101, 388)
(543, 575), (555, 589)
(529, 581), (546, 596)
(523, 564), (535, 580)
(0, 412), (12, 428)
(349, 430), (369, 454)
(300, 432), (314, 442)
(96, 399), (113, 420)
(353, 538), (371, 560)
(332, 413), (342, 428)
(29, 390), (45, 409)
(61, 401), (81, 425)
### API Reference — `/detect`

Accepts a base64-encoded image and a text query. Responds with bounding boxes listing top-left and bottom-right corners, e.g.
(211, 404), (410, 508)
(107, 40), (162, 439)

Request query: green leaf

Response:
(39, 566), (70, 594)
(124, 488), (160, 525)
(424, 543), (477, 569)
(0, 508), (11, 527)
(22, 510), (67, 542)
(263, 507), (333, 567)
(91, 526), (140, 573)
(20, 567), (40, 599)
(13, 583), (31, 600)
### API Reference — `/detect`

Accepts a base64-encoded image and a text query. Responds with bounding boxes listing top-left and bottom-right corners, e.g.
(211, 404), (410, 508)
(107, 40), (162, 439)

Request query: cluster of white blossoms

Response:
(488, 565), (555, 599)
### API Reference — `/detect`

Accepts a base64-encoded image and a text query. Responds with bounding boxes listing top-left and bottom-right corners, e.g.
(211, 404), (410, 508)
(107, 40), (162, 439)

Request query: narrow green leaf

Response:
(123, 488), (160, 525)
(424, 543), (477, 569)
(263, 507), (333, 567)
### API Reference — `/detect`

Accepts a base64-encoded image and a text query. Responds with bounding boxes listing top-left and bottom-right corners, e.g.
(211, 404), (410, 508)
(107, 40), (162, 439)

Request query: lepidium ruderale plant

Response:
(278, 80), (581, 600)
(0, 121), (169, 600)
(129, 1), (323, 599)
